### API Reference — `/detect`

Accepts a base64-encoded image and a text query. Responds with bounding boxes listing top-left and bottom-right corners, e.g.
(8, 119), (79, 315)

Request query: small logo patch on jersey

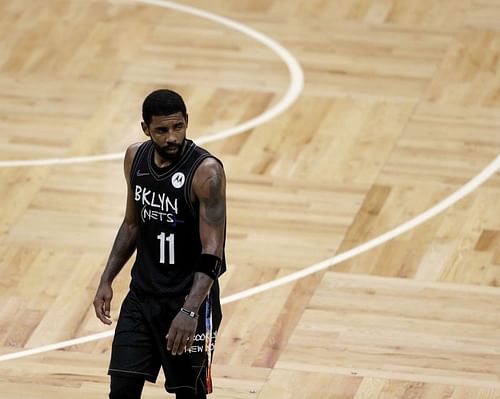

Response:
(172, 172), (185, 188)
(136, 170), (150, 177)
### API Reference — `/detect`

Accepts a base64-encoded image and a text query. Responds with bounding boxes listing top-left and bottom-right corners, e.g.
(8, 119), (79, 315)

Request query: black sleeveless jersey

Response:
(129, 139), (226, 296)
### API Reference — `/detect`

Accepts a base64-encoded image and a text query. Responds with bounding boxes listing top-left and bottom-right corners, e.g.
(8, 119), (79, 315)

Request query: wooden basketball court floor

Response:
(0, 0), (500, 397)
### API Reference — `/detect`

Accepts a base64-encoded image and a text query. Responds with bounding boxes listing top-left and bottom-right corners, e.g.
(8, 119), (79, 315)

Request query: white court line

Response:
(1, 155), (498, 362)
(0, 0), (303, 360)
(0, 0), (303, 168)
(0, 0), (499, 364)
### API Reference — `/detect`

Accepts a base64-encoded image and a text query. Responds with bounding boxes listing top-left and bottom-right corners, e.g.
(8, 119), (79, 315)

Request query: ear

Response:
(185, 114), (189, 128)
(141, 121), (150, 137)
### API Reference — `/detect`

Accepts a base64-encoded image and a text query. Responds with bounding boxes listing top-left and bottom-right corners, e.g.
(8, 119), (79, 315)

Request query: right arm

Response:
(93, 143), (141, 325)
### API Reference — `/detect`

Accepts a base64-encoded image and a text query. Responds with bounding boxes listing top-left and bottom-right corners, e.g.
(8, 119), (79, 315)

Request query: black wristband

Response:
(194, 253), (222, 280)
(180, 307), (198, 319)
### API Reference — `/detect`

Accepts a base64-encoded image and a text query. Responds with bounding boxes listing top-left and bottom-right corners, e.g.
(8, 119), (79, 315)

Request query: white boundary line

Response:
(0, 0), (499, 364)
(1, 155), (498, 362)
(0, 0), (303, 168)
(221, 155), (500, 303)
(0, 0), (304, 361)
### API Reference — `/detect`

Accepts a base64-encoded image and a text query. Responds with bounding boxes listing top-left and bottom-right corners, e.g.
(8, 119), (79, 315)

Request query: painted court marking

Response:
(0, 0), (499, 363)
(0, 0), (303, 360)
(1, 155), (498, 362)
(0, 0), (303, 168)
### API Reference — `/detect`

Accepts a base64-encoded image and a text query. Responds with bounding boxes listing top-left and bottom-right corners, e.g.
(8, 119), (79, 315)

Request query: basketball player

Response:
(93, 89), (226, 399)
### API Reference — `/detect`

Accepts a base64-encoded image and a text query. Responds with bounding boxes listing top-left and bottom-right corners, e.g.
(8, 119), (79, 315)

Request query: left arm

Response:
(166, 158), (226, 355)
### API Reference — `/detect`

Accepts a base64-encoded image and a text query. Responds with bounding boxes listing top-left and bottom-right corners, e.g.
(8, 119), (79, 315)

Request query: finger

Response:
(172, 332), (185, 355)
(99, 300), (112, 324)
(97, 312), (112, 325)
(104, 300), (110, 318)
(185, 334), (194, 352)
(100, 313), (112, 325)
(166, 328), (175, 352)
(103, 299), (111, 319)
(94, 300), (112, 325)
(94, 299), (103, 319)
(93, 298), (100, 316)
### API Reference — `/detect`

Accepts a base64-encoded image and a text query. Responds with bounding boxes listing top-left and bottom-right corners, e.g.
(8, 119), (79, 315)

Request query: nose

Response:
(166, 134), (178, 145)
(162, 128), (178, 142)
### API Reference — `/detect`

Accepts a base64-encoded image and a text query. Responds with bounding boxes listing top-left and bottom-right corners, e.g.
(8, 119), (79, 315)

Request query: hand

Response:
(93, 282), (113, 325)
(166, 311), (198, 355)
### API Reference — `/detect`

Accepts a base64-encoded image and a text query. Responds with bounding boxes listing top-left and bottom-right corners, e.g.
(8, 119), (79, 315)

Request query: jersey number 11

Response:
(157, 232), (175, 265)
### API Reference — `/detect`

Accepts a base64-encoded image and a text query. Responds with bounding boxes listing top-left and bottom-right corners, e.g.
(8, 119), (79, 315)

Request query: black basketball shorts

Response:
(108, 281), (222, 394)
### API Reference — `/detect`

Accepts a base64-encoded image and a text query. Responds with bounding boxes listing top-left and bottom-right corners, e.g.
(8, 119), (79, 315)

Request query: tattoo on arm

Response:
(200, 169), (226, 225)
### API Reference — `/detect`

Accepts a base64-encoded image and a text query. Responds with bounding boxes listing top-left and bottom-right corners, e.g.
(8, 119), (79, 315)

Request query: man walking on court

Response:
(93, 89), (227, 399)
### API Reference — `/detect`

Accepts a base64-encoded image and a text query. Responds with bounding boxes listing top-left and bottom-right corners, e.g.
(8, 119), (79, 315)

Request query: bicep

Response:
(123, 144), (140, 227)
(195, 160), (226, 255)
(124, 180), (137, 226)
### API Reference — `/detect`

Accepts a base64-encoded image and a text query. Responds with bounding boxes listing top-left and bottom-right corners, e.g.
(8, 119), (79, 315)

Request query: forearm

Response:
(100, 220), (138, 285)
(183, 272), (214, 313)
(183, 158), (226, 314)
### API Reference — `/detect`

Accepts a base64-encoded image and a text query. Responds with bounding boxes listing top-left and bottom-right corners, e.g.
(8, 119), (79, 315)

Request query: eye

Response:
(175, 123), (184, 130)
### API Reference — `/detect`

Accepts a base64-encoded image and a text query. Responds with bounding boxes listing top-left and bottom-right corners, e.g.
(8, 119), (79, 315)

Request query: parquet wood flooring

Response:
(0, 0), (499, 398)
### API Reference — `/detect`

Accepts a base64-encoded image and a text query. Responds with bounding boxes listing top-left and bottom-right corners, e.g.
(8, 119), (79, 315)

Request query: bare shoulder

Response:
(195, 157), (225, 180)
(124, 142), (143, 181)
(192, 157), (226, 199)
(125, 142), (143, 161)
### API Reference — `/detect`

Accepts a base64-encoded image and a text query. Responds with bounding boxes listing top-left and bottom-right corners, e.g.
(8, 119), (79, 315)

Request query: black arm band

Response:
(195, 253), (222, 280)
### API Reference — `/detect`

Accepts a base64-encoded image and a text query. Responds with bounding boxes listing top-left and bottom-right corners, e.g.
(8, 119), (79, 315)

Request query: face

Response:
(142, 112), (188, 162)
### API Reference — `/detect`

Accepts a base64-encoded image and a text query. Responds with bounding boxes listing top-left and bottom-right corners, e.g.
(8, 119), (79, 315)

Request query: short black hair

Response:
(142, 89), (187, 125)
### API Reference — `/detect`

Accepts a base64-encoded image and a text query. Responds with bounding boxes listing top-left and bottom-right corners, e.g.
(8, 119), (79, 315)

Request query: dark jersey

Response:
(129, 139), (226, 296)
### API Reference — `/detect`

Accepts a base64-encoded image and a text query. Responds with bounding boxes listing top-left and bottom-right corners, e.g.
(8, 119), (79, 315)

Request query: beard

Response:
(153, 139), (185, 162)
